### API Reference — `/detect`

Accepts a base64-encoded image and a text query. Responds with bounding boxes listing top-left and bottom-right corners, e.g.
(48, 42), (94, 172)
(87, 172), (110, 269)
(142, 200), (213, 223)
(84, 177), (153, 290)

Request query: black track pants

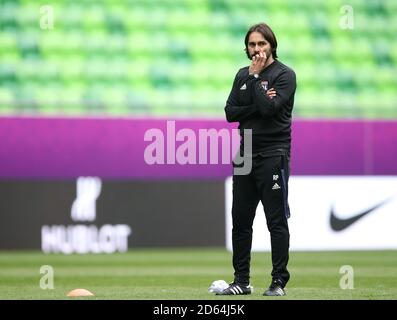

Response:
(231, 152), (290, 286)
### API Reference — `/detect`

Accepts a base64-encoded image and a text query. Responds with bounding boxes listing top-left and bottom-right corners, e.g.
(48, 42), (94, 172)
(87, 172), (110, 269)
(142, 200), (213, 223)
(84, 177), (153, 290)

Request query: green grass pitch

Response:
(0, 249), (396, 299)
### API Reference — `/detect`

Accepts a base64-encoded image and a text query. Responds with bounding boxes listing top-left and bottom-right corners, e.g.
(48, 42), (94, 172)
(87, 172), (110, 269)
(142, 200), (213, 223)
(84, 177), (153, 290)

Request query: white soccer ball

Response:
(208, 280), (229, 294)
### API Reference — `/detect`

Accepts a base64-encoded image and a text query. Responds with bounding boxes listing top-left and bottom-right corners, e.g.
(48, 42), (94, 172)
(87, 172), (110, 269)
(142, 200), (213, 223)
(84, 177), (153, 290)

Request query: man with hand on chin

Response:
(220, 23), (297, 297)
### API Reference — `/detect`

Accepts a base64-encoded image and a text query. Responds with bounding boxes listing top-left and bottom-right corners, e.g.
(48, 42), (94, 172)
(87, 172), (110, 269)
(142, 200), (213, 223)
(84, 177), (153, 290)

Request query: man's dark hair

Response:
(244, 23), (278, 59)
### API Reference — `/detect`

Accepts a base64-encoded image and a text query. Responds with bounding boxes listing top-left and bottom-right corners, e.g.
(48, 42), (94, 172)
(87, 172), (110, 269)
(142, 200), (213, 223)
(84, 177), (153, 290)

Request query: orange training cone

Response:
(67, 288), (94, 297)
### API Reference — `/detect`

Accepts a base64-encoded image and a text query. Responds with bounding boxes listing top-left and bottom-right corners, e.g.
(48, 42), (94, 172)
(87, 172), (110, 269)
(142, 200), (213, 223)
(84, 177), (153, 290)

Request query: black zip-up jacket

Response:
(225, 59), (296, 156)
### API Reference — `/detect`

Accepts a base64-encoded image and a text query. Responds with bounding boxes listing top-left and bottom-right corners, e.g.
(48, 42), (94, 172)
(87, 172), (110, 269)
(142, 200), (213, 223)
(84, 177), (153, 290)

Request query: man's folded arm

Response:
(225, 104), (258, 122)
(253, 69), (296, 118)
(224, 74), (258, 123)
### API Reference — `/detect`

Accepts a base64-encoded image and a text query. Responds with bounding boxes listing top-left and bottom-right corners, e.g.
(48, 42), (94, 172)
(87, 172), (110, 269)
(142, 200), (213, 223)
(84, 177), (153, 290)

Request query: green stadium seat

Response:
(0, 88), (14, 113)
(1, 0), (396, 118)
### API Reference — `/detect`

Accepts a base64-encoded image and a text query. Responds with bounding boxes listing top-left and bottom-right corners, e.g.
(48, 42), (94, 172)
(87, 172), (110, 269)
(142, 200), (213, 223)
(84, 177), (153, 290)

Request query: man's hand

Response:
(249, 51), (267, 75)
(266, 87), (276, 99)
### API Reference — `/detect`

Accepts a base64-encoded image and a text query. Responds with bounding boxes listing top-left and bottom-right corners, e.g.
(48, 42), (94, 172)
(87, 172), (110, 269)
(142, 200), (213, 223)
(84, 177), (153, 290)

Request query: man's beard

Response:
(251, 49), (271, 60)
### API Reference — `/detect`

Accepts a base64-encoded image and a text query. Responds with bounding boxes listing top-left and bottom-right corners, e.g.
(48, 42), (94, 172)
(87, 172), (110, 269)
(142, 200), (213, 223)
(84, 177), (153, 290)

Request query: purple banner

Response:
(0, 117), (396, 179)
(291, 120), (397, 175)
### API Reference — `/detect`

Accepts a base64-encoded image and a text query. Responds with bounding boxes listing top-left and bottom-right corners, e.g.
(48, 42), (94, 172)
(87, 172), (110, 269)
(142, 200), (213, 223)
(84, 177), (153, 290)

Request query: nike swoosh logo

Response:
(330, 198), (391, 232)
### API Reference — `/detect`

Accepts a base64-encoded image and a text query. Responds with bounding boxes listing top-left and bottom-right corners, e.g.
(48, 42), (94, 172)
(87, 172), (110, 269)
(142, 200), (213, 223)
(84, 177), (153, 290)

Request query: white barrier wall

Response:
(225, 176), (397, 251)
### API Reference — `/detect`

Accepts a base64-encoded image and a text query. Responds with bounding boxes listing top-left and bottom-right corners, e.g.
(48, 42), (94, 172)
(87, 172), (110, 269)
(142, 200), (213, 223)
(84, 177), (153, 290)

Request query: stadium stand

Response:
(0, 0), (396, 117)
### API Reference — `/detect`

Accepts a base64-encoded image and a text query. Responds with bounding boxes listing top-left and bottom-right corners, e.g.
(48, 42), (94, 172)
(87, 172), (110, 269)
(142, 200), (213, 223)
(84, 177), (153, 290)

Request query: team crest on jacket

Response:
(261, 80), (268, 91)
